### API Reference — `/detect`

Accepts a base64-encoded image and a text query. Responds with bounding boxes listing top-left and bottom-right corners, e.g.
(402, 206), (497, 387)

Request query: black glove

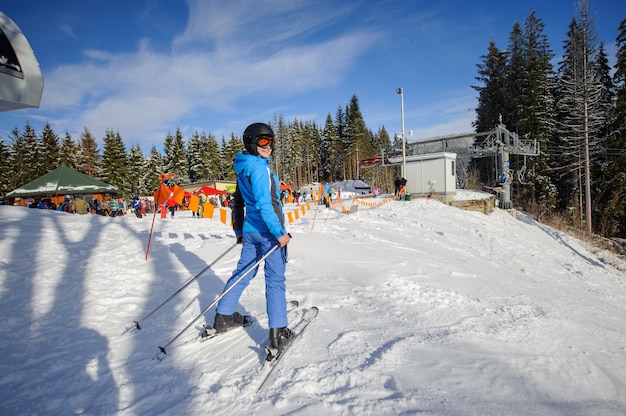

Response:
(236, 235), (243, 244)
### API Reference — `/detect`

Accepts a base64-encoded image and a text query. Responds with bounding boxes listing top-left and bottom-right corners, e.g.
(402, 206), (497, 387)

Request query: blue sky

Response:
(1, 0), (624, 154)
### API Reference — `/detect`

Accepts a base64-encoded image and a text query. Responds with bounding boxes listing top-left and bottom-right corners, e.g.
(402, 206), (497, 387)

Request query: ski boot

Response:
(269, 327), (294, 352)
(213, 312), (246, 333)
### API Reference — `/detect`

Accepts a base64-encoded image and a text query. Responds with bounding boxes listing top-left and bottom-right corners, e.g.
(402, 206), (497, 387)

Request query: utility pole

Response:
(396, 88), (406, 178)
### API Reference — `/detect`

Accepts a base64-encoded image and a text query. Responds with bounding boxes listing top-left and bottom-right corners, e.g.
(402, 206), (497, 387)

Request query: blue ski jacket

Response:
(231, 152), (285, 240)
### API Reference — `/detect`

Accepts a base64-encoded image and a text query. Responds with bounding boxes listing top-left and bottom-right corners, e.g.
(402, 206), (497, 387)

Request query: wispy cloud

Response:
(59, 24), (76, 39)
(38, 0), (378, 147)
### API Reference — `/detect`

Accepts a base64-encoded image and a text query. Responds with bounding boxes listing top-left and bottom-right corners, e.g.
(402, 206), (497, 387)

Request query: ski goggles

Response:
(256, 136), (274, 148)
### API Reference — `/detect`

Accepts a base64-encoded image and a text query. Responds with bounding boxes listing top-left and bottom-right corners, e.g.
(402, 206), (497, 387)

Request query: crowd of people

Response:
(21, 178), (392, 219)
(25, 192), (235, 220)
(130, 196), (155, 218)
(29, 195), (127, 216)
(279, 184), (334, 207)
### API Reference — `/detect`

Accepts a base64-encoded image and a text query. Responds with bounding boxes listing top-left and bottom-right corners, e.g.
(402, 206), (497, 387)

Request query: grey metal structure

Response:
(0, 11), (44, 112)
(401, 120), (539, 210)
(468, 121), (539, 209)
(469, 123), (539, 158)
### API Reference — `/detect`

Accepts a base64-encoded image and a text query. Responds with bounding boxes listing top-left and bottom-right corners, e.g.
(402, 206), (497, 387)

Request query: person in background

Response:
(166, 196), (176, 218)
(211, 122), (293, 353)
(73, 195), (90, 215)
(323, 183), (332, 208)
(92, 198), (107, 215)
(399, 177), (407, 200)
(131, 196), (143, 218)
(198, 190), (207, 217)
(37, 199), (51, 209)
(59, 195), (73, 213)
(108, 197), (120, 216)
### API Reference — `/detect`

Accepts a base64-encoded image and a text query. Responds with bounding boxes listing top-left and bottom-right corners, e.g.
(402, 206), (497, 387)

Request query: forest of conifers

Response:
(1, 1), (625, 239)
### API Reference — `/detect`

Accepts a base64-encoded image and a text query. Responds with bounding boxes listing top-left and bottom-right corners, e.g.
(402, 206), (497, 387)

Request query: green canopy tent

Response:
(7, 163), (118, 207)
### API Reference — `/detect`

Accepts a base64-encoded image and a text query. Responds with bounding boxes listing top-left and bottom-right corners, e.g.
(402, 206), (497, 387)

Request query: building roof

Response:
(7, 163), (118, 197)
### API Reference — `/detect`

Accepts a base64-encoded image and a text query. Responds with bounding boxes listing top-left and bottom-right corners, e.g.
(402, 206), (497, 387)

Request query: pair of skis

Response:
(130, 244), (281, 359)
(195, 300), (319, 392)
(146, 298), (318, 391)
(257, 305), (319, 392)
(123, 241), (319, 389)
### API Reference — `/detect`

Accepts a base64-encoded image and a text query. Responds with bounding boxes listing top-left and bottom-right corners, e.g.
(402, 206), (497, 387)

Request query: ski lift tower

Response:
(469, 118), (539, 210)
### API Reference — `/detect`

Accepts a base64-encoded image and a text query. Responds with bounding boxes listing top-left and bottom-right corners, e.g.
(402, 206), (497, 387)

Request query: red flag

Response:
(172, 185), (185, 205)
(153, 183), (170, 205)
(188, 194), (200, 212)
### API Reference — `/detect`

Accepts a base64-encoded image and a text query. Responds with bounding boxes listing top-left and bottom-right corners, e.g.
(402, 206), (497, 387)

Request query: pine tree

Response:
(217, 137), (229, 181)
(287, 119), (305, 185)
(100, 129), (129, 194)
(346, 94), (372, 179)
(59, 132), (78, 168)
(473, 40), (508, 133)
(517, 10), (558, 212)
(505, 21), (526, 130)
(162, 132), (174, 175)
(374, 126), (392, 157)
(595, 43), (614, 129)
(8, 128), (25, 189)
(365, 126), (394, 191)
(186, 130), (202, 183)
(162, 128), (189, 184)
(144, 145), (163, 194)
(127, 145), (146, 197)
(305, 122), (322, 183)
(0, 138), (10, 195)
(22, 123), (41, 181)
(332, 105), (348, 180)
(553, 0), (605, 232)
(187, 131), (221, 182)
(614, 19), (626, 142)
(204, 132), (223, 180)
(76, 127), (100, 178)
(595, 18), (626, 237)
(40, 122), (60, 173)
(472, 40), (508, 184)
(271, 115), (290, 183)
(297, 121), (322, 185)
(319, 114), (336, 183)
(221, 134), (242, 181)
(8, 123), (40, 187)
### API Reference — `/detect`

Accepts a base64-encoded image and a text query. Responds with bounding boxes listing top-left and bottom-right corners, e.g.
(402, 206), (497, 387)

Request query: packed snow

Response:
(1, 195), (625, 415)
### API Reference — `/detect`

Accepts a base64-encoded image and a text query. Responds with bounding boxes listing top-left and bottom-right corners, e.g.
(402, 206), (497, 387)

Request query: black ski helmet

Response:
(243, 122), (274, 156)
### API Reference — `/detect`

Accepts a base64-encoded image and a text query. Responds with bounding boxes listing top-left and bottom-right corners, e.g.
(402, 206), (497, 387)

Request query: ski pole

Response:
(123, 242), (238, 334)
(153, 243), (281, 360)
(145, 205), (159, 261)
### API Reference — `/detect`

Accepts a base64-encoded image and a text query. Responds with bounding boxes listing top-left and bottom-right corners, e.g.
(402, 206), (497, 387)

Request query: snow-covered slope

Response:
(0, 197), (625, 415)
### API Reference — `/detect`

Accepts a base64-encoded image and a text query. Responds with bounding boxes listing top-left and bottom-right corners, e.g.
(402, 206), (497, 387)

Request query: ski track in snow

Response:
(0, 197), (625, 415)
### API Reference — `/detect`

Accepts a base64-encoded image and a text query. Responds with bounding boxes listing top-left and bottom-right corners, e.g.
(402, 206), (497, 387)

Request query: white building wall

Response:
(402, 152), (457, 195)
